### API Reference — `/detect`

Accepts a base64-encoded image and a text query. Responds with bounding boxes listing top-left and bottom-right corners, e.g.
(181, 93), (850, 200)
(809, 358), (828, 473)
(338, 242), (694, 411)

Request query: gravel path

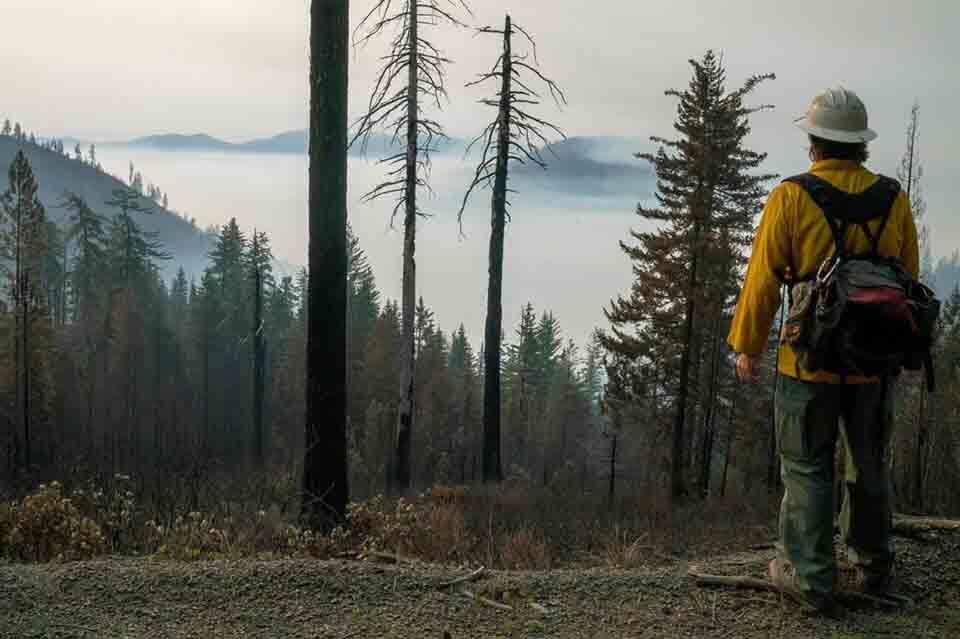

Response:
(2, 531), (959, 638)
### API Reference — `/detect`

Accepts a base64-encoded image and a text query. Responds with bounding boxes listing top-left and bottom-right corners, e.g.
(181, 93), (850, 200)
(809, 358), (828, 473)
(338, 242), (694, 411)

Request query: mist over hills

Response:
(87, 129), (654, 199)
(0, 136), (213, 278)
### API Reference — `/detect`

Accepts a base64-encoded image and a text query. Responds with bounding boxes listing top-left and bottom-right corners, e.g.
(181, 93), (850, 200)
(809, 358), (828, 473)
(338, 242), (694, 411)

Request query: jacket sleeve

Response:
(897, 192), (920, 279)
(727, 184), (794, 356)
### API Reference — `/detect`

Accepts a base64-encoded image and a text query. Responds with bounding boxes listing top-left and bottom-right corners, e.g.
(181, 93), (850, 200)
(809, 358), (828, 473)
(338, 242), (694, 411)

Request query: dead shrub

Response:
(421, 502), (475, 562)
(7, 482), (105, 562)
(600, 525), (649, 569)
(499, 527), (550, 570)
(0, 501), (15, 558)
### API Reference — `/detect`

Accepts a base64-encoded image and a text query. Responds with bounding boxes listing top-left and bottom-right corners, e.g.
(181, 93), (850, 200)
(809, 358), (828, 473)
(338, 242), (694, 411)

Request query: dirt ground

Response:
(2, 529), (959, 639)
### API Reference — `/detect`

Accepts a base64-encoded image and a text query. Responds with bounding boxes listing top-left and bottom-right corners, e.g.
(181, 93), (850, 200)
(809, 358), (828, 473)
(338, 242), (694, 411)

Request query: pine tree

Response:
(104, 188), (168, 469)
(601, 51), (774, 500)
(247, 230), (273, 465)
(1, 120), (10, 136)
(0, 151), (50, 472)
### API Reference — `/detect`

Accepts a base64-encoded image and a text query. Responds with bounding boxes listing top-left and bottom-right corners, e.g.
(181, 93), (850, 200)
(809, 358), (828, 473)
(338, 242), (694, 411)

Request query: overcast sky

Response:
(3, 0), (958, 253)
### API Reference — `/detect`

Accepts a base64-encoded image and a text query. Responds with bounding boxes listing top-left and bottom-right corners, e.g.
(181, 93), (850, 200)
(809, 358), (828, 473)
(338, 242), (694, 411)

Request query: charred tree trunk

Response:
(698, 308), (724, 496)
(462, 15), (564, 483)
(481, 17), (513, 484)
(393, 0), (419, 494)
(671, 217), (700, 501)
(21, 289), (31, 472)
(608, 431), (618, 505)
(302, 0), (350, 530)
(253, 262), (265, 466)
(201, 301), (211, 459)
(719, 396), (736, 498)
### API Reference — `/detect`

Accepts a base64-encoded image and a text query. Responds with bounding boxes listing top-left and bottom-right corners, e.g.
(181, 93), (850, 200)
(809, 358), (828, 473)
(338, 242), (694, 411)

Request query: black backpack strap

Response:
(783, 173), (902, 257)
(783, 173), (848, 257)
(865, 176), (901, 254)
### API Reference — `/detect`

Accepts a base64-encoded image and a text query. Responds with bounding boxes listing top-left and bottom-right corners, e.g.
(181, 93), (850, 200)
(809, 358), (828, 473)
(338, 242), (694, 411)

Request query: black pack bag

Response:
(779, 173), (941, 389)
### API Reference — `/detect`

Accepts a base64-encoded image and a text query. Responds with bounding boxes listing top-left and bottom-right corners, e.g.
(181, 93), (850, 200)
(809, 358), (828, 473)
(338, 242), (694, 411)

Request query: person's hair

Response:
(809, 135), (869, 164)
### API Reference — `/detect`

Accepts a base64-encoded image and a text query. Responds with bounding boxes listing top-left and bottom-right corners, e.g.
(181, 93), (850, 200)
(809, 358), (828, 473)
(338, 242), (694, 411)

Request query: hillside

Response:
(0, 136), (213, 278)
(1, 527), (958, 638)
(512, 136), (652, 197)
(104, 130), (460, 157)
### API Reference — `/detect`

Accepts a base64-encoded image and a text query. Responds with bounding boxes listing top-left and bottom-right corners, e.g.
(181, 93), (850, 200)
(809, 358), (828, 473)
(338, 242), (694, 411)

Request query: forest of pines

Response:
(1, 40), (960, 556)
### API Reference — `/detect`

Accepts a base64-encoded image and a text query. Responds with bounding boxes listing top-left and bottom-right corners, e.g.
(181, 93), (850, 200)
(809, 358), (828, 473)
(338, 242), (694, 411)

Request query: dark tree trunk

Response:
(481, 16), (512, 484)
(698, 310), (724, 496)
(608, 432), (618, 505)
(671, 216), (700, 501)
(201, 303), (210, 459)
(302, 0), (350, 530)
(914, 394), (928, 509)
(253, 264), (265, 465)
(394, 0), (419, 494)
(719, 396), (736, 498)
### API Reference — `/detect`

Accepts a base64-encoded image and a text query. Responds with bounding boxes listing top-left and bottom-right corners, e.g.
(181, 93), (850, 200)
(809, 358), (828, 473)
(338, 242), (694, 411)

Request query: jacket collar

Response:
(810, 159), (863, 172)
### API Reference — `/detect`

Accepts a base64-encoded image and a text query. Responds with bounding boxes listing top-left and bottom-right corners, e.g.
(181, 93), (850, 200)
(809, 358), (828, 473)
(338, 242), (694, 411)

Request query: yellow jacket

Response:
(728, 159), (920, 383)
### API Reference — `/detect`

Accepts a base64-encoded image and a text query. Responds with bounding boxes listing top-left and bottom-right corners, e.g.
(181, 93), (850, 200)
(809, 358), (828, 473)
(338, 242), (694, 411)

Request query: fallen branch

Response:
(463, 588), (514, 611)
(437, 566), (486, 589)
(689, 572), (773, 592)
(894, 515), (960, 533)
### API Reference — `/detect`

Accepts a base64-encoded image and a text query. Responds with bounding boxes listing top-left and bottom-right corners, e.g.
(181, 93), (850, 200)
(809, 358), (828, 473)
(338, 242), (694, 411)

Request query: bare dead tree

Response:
(302, 0), (350, 531)
(352, 0), (469, 493)
(459, 15), (565, 483)
(896, 101), (931, 510)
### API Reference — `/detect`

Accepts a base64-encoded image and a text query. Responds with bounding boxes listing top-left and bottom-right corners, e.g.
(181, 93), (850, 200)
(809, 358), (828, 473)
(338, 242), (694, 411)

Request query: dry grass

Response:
(0, 478), (777, 569)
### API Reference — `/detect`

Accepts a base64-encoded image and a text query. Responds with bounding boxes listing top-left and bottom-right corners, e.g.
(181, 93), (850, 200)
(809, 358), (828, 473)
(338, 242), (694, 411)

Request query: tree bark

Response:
(608, 431), (618, 505)
(253, 261), (265, 466)
(481, 16), (513, 484)
(303, 0), (350, 530)
(671, 216), (700, 501)
(394, 0), (419, 493)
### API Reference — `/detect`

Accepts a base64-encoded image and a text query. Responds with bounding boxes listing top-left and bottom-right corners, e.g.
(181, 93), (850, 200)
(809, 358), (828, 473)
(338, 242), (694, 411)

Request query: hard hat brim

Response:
(795, 117), (878, 143)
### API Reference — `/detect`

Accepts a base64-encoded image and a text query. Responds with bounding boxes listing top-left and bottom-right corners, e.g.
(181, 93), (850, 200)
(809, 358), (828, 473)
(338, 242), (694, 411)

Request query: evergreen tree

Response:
(1, 120), (10, 136)
(0, 151), (51, 472)
(600, 51), (774, 500)
(247, 230), (273, 465)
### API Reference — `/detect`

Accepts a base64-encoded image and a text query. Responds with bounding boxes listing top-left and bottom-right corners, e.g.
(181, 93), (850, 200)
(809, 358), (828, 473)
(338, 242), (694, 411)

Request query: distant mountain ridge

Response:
(106, 130), (461, 156)
(0, 135), (214, 278)
(84, 129), (654, 199)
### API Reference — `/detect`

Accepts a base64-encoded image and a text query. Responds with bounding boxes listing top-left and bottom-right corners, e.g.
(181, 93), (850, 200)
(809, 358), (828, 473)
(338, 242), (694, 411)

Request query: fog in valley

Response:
(93, 142), (653, 345)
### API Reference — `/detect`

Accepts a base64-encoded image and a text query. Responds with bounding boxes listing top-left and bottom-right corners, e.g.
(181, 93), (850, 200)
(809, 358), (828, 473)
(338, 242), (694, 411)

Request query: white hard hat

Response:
(794, 87), (877, 143)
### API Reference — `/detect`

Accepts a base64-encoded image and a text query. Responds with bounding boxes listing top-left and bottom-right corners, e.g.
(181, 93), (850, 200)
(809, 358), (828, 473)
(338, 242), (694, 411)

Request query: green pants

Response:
(775, 375), (895, 598)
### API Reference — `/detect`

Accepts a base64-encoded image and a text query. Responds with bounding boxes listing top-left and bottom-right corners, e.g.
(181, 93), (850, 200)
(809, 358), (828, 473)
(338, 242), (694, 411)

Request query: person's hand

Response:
(736, 353), (762, 384)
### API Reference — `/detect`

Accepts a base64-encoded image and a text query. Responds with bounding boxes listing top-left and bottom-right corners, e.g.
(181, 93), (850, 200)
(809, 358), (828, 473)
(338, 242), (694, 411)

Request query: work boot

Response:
(768, 558), (835, 613)
(851, 567), (895, 597)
